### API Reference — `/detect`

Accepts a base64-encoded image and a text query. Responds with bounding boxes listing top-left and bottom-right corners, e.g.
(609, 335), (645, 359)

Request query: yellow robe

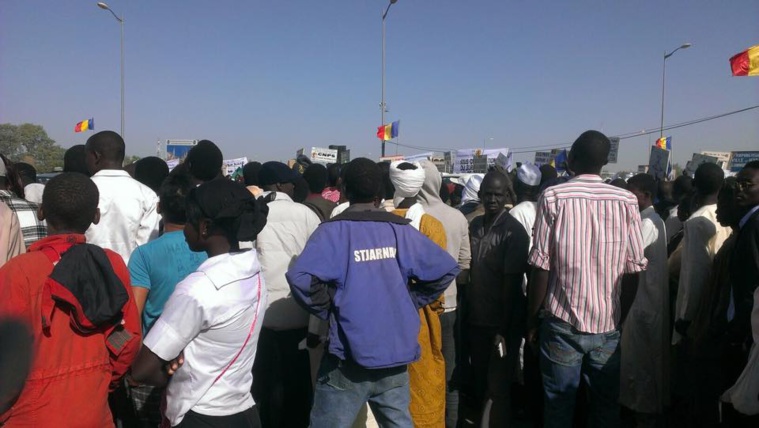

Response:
(393, 208), (447, 428)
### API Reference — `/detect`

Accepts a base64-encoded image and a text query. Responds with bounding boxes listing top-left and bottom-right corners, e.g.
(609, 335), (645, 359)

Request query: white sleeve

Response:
(640, 218), (658, 249)
(137, 192), (160, 246)
(143, 284), (206, 361)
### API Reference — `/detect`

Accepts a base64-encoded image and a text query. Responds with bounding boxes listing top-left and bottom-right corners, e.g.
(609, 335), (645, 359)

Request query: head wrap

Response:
(389, 160), (426, 200)
(517, 163), (542, 187)
(190, 180), (268, 242)
(461, 174), (483, 205)
(259, 161), (300, 186)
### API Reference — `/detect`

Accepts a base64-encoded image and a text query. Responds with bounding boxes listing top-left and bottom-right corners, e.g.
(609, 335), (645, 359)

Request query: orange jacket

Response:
(0, 234), (141, 427)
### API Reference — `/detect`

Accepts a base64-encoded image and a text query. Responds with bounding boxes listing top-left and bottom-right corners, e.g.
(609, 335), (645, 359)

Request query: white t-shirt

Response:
(144, 250), (267, 426)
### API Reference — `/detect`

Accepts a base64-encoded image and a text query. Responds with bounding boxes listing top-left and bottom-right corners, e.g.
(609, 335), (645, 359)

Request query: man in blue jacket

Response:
(287, 158), (459, 428)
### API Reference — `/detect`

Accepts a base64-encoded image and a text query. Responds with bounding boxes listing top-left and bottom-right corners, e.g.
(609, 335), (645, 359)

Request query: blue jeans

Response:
(310, 354), (413, 428)
(539, 317), (621, 428)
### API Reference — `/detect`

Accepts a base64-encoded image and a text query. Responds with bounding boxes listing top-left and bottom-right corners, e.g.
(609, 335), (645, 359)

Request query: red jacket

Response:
(0, 234), (141, 427)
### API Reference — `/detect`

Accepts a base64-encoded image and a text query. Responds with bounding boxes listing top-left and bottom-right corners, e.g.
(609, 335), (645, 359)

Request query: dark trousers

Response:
(470, 326), (520, 427)
(176, 406), (260, 428)
(251, 327), (312, 428)
(441, 310), (461, 428)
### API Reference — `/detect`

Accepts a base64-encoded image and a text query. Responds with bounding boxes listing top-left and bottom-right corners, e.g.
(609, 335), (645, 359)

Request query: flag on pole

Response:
(376, 120), (400, 140)
(655, 136), (672, 151)
(729, 45), (759, 76)
(74, 118), (94, 133)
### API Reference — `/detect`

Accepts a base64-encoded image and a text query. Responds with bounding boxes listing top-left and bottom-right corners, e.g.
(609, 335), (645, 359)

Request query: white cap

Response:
(517, 163), (541, 186)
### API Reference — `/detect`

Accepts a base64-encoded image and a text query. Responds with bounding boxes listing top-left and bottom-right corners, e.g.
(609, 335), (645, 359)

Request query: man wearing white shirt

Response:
(252, 161), (321, 428)
(84, 131), (159, 264)
(621, 174), (670, 424)
(673, 163), (731, 344)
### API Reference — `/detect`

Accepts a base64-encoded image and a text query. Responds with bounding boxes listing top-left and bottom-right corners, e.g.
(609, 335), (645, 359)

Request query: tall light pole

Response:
(97, 2), (124, 140)
(381, 0), (398, 158)
(660, 43), (691, 139)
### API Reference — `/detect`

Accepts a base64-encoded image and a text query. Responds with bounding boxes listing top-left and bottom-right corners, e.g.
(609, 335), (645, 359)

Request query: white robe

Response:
(620, 206), (670, 413)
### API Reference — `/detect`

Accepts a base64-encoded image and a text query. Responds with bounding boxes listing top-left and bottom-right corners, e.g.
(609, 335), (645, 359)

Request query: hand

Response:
(306, 333), (322, 349)
(493, 334), (507, 358)
(165, 351), (184, 376)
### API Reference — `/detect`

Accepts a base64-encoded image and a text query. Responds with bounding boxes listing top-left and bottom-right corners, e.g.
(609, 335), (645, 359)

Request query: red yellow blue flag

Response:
(74, 118), (94, 133)
(655, 136), (672, 151)
(376, 120), (400, 140)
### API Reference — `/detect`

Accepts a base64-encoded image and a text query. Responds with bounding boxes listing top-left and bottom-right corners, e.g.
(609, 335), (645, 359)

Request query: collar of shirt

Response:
(260, 191), (294, 203)
(569, 174), (603, 183)
(641, 205), (656, 216)
(92, 169), (132, 178)
(739, 205), (759, 229)
(0, 189), (16, 198)
(196, 250), (261, 290)
(29, 233), (86, 253)
(345, 202), (384, 213)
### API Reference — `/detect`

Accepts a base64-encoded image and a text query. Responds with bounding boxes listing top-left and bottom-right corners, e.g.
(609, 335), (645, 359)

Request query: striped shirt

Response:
(528, 175), (647, 333)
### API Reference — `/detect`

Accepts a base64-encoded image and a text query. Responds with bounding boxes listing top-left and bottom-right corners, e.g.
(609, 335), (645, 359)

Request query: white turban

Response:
(461, 174), (483, 205)
(389, 161), (426, 199)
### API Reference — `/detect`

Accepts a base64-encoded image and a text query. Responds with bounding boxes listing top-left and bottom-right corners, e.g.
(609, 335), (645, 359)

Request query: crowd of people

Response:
(0, 129), (757, 428)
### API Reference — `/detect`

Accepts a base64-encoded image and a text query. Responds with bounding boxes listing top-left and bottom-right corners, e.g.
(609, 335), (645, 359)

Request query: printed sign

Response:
(729, 151), (759, 172)
(534, 151), (552, 166)
(648, 147), (670, 180)
(453, 148), (510, 173)
(608, 137), (620, 164)
(223, 157), (248, 177)
(310, 147), (338, 164)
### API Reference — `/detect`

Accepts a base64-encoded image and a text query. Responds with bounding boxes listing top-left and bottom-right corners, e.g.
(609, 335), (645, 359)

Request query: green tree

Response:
(0, 123), (67, 172)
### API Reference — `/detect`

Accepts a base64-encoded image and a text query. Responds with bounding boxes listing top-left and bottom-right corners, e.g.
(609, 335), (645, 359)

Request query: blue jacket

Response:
(286, 206), (459, 369)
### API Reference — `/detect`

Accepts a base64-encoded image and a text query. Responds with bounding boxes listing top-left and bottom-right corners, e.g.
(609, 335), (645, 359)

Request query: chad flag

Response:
(376, 121), (399, 140)
(729, 45), (759, 76)
(75, 118), (94, 133)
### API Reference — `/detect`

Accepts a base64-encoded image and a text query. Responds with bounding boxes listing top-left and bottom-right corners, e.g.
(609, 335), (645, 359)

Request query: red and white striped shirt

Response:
(529, 175), (648, 333)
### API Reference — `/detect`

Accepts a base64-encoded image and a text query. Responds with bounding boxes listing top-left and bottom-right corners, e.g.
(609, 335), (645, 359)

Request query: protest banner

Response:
(453, 148), (511, 173)
(310, 147), (338, 164)
(223, 157), (248, 177)
(685, 153), (719, 176)
(648, 147), (670, 180)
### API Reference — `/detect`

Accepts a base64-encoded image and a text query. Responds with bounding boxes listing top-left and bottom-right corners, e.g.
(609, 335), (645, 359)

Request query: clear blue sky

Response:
(1, 0), (757, 171)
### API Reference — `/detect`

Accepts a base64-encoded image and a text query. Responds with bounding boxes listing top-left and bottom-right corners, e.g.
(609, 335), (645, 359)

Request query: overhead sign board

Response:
(166, 139), (197, 161)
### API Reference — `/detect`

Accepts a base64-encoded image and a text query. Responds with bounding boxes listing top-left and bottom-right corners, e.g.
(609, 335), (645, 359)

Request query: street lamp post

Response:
(381, 0), (398, 158)
(97, 2), (124, 140)
(660, 43), (691, 139)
